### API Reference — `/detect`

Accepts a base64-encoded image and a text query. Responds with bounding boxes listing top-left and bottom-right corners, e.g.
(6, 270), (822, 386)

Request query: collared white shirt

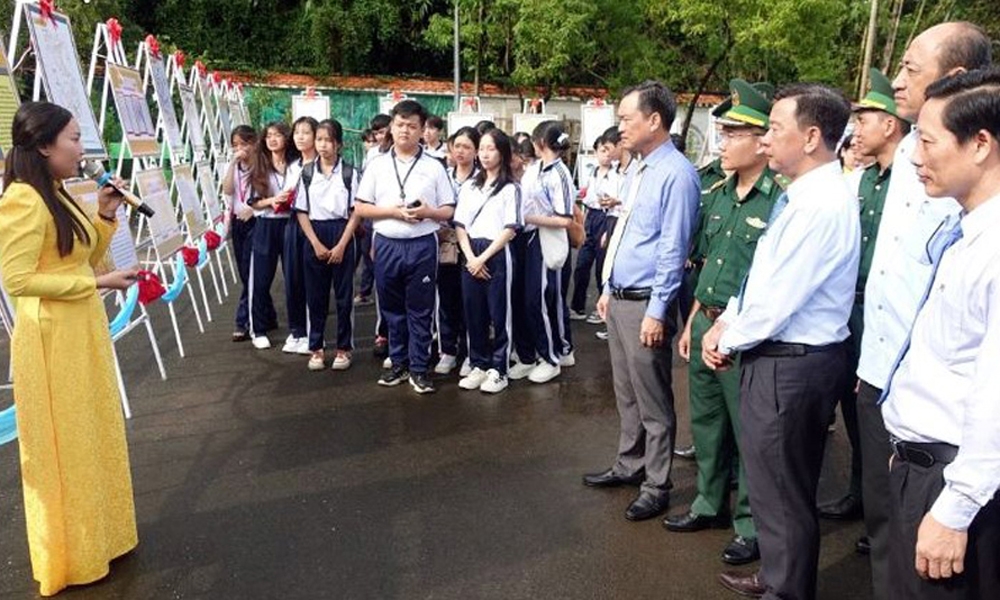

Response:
(454, 180), (521, 240)
(293, 158), (358, 221)
(521, 158), (575, 232)
(882, 194), (1000, 531)
(858, 130), (960, 387)
(232, 163), (253, 213)
(255, 162), (300, 219)
(718, 161), (860, 353)
(424, 141), (448, 161)
(356, 148), (456, 239)
(582, 165), (621, 210)
(609, 159), (635, 218)
(363, 146), (387, 170)
(449, 165), (479, 196)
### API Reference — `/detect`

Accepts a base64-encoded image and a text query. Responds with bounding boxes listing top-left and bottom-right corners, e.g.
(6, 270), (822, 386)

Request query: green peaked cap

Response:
(720, 79), (773, 128)
(854, 68), (899, 118)
(711, 81), (775, 119)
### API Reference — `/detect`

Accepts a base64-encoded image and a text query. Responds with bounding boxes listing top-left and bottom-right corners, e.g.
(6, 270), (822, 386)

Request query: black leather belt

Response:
(745, 340), (840, 357)
(891, 439), (958, 468)
(611, 287), (652, 301)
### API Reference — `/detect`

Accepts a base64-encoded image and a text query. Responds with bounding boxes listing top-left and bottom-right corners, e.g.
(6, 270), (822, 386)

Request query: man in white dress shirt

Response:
(702, 84), (858, 599)
(854, 22), (992, 599)
(881, 67), (1000, 600)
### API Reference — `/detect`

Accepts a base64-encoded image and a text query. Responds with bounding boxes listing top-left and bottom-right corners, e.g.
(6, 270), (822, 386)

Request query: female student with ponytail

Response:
(294, 119), (361, 371)
(222, 125), (258, 342)
(454, 128), (521, 393)
(434, 125), (480, 376)
(508, 121), (576, 384)
(247, 121), (299, 349)
(280, 116), (319, 355)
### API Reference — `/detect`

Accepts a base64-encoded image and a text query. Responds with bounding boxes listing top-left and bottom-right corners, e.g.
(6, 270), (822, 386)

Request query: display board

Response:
(447, 112), (495, 134)
(195, 75), (221, 151)
(146, 48), (185, 156)
(178, 83), (205, 154)
(218, 95), (233, 139)
(64, 178), (139, 273)
(106, 63), (158, 157)
(0, 39), (21, 152)
(196, 159), (224, 224)
(512, 113), (560, 137)
(173, 163), (208, 238)
(228, 99), (245, 127)
(292, 94), (330, 122)
(581, 102), (616, 152)
(135, 168), (185, 257)
(25, 4), (105, 158)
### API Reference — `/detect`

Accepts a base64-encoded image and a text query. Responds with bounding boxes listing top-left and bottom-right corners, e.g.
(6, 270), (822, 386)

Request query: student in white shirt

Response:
(423, 115), (447, 161)
(294, 119), (362, 372)
(509, 134), (539, 363)
(570, 134), (619, 322)
(354, 100), (457, 394)
(508, 121), (576, 384)
(247, 121), (300, 350)
(434, 126), (480, 376)
(221, 125), (258, 342)
(454, 128), (522, 394)
(278, 116), (319, 355)
(880, 67), (1000, 600)
(363, 114), (390, 170)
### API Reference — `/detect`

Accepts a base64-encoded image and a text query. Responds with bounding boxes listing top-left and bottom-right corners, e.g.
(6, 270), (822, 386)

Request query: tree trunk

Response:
(474, 0), (485, 96)
(681, 41), (730, 151)
(881, 0), (904, 72)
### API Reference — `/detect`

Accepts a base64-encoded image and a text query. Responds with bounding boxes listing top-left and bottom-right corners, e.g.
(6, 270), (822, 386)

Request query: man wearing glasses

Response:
(665, 80), (780, 567)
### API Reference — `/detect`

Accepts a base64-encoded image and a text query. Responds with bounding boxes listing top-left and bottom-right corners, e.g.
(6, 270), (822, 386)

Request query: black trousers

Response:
(888, 457), (1000, 600)
(740, 342), (848, 600)
(859, 379), (893, 599)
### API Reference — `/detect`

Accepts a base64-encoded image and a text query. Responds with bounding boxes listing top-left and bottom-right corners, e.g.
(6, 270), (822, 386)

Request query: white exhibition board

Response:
(292, 95), (330, 122)
(581, 103), (616, 152)
(512, 113), (560, 137)
(173, 163), (208, 239)
(25, 5), (105, 158)
(64, 178), (139, 273)
(379, 94), (409, 116)
(218, 96), (233, 139)
(195, 75), (221, 151)
(135, 168), (185, 257)
(447, 112), (495, 134)
(106, 63), (158, 158)
(196, 160), (224, 224)
(0, 38), (20, 152)
(178, 82), (205, 154)
(228, 98), (246, 127)
(146, 48), (185, 157)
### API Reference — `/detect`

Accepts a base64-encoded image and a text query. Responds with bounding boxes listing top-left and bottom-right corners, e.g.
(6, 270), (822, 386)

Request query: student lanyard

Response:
(468, 182), (501, 230)
(391, 147), (423, 201)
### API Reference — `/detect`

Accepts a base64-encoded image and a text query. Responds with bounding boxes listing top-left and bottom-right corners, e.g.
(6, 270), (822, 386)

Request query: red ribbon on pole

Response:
(145, 35), (161, 58)
(106, 18), (122, 45)
(204, 231), (222, 251)
(181, 246), (200, 267)
(194, 60), (207, 78)
(305, 86), (317, 100)
(391, 90), (403, 102)
(212, 71), (222, 86)
(39, 0), (57, 25)
(592, 97), (605, 107)
(173, 50), (185, 68)
(136, 271), (166, 305)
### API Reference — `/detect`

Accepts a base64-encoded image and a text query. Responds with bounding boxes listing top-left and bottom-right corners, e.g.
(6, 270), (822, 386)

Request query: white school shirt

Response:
(582, 165), (621, 210)
(364, 146), (387, 170)
(608, 160), (635, 218)
(254, 163), (300, 219)
(356, 148), (456, 239)
(857, 130), (960, 388)
(449, 165), (479, 195)
(882, 194), (1000, 531)
(718, 161), (860, 353)
(293, 159), (358, 221)
(424, 141), (448, 161)
(521, 158), (575, 232)
(232, 163), (254, 213)
(454, 181), (521, 240)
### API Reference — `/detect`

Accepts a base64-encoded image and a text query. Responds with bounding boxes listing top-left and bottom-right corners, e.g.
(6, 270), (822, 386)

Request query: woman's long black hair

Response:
(253, 121), (299, 198)
(4, 102), (90, 257)
(473, 128), (516, 198)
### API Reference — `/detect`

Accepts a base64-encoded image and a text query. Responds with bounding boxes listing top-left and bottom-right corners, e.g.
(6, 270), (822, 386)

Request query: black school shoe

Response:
(409, 373), (436, 394)
(378, 366), (410, 387)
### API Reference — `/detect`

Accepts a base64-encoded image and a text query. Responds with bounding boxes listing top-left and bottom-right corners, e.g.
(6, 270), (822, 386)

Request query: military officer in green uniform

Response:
(664, 80), (782, 567)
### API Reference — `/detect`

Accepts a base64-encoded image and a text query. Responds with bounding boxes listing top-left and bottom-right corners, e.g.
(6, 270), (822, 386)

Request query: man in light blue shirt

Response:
(581, 80), (700, 524)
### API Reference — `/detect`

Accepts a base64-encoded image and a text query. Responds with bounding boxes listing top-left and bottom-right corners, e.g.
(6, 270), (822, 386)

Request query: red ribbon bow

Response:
(391, 90), (403, 102)
(181, 246), (200, 267)
(136, 270), (166, 305)
(592, 97), (605, 107)
(305, 86), (317, 99)
(106, 18), (122, 45)
(235, 82), (243, 93)
(173, 50), (185, 68)
(204, 231), (222, 251)
(212, 71), (222, 86)
(39, 0), (57, 25)
(145, 34), (160, 58)
(194, 60), (207, 77)
(463, 97), (477, 109)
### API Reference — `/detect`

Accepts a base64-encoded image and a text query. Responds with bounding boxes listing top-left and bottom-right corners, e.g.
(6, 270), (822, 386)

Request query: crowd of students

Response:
(222, 99), (635, 394)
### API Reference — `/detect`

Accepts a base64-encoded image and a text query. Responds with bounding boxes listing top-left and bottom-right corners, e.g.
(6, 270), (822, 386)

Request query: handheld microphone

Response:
(80, 160), (156, 218)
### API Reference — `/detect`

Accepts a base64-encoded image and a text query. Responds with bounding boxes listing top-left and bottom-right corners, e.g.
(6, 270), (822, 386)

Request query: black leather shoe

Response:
(718, 570), (765, 598)
(855, 536), (871, 555)
(818, 493), (863, 521)
(722, 536), (760, 566)
(663, 511), (730, 532)
(625, 491), (669, 521)
(673, 444), (696, 459)
(582, 468), (644, 488)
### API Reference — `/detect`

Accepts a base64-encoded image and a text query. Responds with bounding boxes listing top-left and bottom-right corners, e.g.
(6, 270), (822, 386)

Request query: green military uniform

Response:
(687, 80), (781, 539)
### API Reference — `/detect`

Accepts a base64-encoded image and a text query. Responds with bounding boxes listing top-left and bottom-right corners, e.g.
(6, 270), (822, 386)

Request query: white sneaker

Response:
(459, 357), (473, 377)
(295, 337), (311, 355)
(586, 312), (605, 325)
(459, 367), (488, 390)
(479, 369), (508, 393)
(252, 335), (271, 350)
(332, 351), (352, 371)
(382, 357), (392, 369)
(569, 309), (588, 321)
(528, 361), (561, 384)
(595, 330), (609, 341)
(508, 360), (537, 380)
(307, 351), (325, 371)
(434, 353), (458, 375)
(559, 351), (576, 367)
(282, 334), (298, 353)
